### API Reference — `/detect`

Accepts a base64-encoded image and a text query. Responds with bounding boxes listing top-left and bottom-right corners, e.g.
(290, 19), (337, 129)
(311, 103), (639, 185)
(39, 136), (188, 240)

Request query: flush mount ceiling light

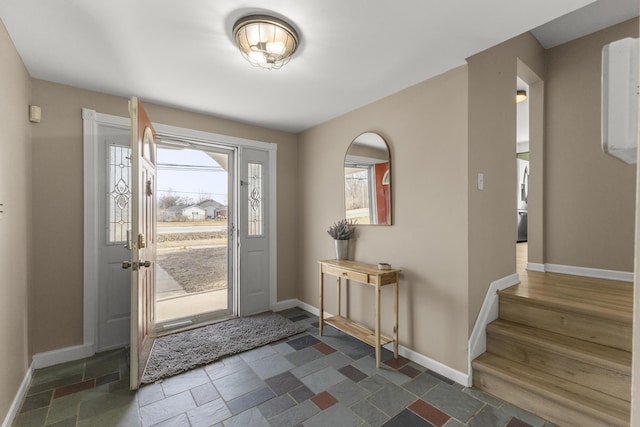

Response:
(516, 90), (528, 103)
(232, 14), (299, 70)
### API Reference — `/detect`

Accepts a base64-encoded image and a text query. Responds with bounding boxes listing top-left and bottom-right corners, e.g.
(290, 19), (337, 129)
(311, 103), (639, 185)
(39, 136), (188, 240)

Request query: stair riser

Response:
(499, 299), (632, 351)
(473, 367), (628, 427)
(487, 333), (630, 401)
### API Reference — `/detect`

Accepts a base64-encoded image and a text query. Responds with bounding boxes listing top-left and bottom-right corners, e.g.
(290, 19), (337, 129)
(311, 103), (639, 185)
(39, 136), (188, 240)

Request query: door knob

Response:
(122, 261), (132, 269)
(139, 260), (151, 268)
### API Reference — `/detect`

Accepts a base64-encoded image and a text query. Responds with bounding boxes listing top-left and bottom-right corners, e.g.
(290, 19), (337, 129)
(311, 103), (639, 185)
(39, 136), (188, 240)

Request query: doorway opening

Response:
(515, 59), (544, 273)
(155, 142), (235, 331)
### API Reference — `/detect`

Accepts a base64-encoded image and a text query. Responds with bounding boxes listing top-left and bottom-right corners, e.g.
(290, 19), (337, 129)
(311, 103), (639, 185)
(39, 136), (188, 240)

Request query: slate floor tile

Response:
(161, 368), (210, 396)
(382, 409), (433, 427)
(286, 346), (324, 366)
(367, 383), (417, 417)
(403, 372), (440, 397)
(399, 364), (421, 379)
(313, 342), (337, 355)
(251, 353), (295, 379)
(301, 366), (347, 394)
(338, 364), (368, 383)
(12, 406), (48, 427)
(350, 399), (390, 427)
(150, 413), (190, 427)
(226, 386), (275, 415)
(468, 405), (512, 427)
(213, 368), (265, 401)
(359, 374), (393, 394)
(139, 391), (197, 427)
(311, 391), (338, 410)
(423, 382), (484, 423)
(268, 399), (319, 427)
(53, 378), (95, 399)
(190, 381), (220, 406)
(383, 355), (411, 370)
(186, 397), (232, 427)
(327, 379), (368, 407)
(409, 399), (450, 427)
(463, 387), (502, 408)
(77, 401), (141, 427)
(257, 393), (297, 418)
(137, 383), (165, 407)
(303, 403), (363, 427)
(223, 406), (271, 427)
(20, 390), (53, 413)
(507, 418), (535, 427)
(290, 385), (315, 403)
(499, 402), (546, 427)
(288, 334), (321, 350)
(265, 371), (304, 396)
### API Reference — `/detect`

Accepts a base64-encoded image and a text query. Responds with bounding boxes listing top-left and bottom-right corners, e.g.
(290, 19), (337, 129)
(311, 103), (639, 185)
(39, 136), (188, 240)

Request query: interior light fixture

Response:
(232, 15), (299, 70)
(516, 90), (528, 103)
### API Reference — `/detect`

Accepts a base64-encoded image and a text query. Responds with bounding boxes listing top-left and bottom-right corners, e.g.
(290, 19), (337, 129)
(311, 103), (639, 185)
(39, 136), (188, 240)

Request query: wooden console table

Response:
(318, 259), (401, 368)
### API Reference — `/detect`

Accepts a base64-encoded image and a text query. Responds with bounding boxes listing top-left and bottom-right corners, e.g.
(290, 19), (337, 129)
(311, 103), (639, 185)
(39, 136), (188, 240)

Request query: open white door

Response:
(127, 97), (157, 389)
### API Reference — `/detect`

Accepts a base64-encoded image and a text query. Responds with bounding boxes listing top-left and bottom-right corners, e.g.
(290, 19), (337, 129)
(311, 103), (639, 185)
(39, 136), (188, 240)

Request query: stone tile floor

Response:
(12, 308), (558, 427)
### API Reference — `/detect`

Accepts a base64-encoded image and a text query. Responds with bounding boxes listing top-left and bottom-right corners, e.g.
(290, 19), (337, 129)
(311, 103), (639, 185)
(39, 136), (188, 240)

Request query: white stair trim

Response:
(467, 273), (520, 386)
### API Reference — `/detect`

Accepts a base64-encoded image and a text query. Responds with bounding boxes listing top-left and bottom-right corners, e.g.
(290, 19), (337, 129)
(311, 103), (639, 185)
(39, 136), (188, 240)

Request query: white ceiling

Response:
(0, 0), (637, 133)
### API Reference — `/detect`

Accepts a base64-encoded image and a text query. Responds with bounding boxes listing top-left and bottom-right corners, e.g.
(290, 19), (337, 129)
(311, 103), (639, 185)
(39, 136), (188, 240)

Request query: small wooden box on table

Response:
(318, 259), (401, 368)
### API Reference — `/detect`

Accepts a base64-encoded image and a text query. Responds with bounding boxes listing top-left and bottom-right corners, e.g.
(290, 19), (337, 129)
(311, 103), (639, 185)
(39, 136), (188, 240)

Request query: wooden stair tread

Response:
(473, 353), (629, 423)
(499, 276), (632, 323)
(487, 319), (631, 372)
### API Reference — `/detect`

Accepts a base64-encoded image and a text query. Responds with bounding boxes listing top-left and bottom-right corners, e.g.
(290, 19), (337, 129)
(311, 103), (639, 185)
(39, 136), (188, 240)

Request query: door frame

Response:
(83, 108), (277, 354)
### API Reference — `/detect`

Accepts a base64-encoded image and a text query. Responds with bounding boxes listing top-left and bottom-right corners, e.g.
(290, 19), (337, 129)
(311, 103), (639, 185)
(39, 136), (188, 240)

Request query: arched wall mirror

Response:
(344, 132), (391, 225)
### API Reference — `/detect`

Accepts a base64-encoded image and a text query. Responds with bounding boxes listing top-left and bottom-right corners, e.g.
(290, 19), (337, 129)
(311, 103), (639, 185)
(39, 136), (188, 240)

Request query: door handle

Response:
(121, 260), (150, 270)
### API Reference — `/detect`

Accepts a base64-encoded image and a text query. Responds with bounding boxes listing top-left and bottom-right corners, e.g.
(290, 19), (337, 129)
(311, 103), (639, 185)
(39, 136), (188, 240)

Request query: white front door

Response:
(239, 147), (271, 315)
(96, 124), (132, 351)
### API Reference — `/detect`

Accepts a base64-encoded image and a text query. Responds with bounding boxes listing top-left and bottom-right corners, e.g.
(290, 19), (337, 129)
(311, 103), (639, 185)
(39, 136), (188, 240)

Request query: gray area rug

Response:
(142, 312), (307, 384)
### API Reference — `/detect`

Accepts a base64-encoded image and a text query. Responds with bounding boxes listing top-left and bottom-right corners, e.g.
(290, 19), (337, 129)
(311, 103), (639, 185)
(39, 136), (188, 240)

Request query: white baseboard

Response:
(544, 263), (633, 282)
(271, 298), (299, 312)
(384, 341), (468, 386)
(294, 299), (468, 386)
(32, 344), (95, 370)
(467, 273), (520, 386)
(296, 299), (331, 318)
(2, 362), (33, 427)
(526, 262), (545, 272)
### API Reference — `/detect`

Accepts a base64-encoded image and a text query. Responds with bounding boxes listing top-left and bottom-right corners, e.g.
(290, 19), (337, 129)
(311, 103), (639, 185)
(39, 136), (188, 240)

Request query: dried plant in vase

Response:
(327, 219), (356, 260)
(327, 218), (356, 240)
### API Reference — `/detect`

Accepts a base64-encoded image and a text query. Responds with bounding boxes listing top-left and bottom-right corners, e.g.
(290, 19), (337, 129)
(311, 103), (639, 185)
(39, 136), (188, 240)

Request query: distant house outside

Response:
(163, 205), (207, 221)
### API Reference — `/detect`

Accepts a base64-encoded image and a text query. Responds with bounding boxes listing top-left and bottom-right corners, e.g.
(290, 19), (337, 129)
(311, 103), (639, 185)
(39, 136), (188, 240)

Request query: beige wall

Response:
(298, 66), (470, 373)
(467, 33), (545, 330)
(29, 80), (298, 354)
(545, 18), (638, 272)
(0, 18), (32, 420)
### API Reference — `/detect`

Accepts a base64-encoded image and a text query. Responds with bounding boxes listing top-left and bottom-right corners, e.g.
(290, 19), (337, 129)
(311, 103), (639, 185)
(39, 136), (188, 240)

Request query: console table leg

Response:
(319, 265), (324, 336)
(394, 281), (399, 359)
(337, 277), (341, 318)
(375, 284), (381, 368)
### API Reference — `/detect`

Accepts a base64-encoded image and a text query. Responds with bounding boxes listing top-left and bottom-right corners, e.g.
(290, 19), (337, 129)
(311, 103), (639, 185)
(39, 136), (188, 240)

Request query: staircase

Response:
(472, 271), (632, 427)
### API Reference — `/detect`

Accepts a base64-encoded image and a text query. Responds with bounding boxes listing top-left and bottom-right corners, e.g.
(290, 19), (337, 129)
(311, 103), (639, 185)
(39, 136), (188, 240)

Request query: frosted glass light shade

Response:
(233, 15), (299, 70)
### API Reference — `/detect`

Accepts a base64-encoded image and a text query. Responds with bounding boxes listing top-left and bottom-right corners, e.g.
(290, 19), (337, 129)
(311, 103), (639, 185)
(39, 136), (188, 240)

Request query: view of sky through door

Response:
(155, 145), (231, 327)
